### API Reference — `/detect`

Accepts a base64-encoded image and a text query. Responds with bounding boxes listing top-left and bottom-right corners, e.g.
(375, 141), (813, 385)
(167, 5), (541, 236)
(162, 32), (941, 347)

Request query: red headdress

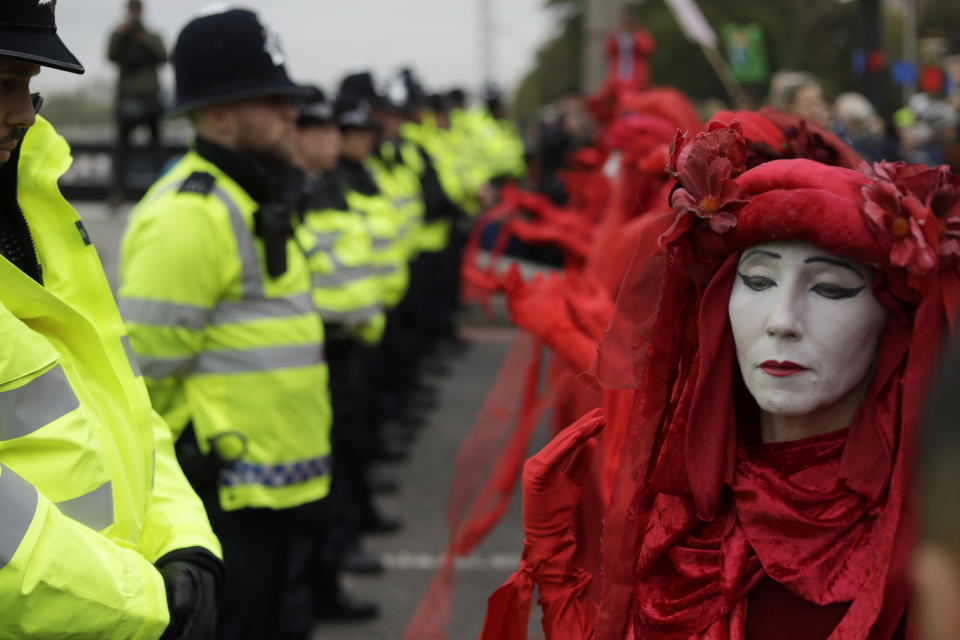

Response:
(617, 88), (702, 138)
(594, 124), (960, 639)
(710, 108), (864, 171)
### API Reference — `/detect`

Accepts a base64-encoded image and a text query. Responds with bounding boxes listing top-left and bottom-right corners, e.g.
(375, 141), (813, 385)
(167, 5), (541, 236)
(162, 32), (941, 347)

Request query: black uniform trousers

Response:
(198, 487), (297, 640)
(180, 427), (316, 640)
(324, 332), (376, 549)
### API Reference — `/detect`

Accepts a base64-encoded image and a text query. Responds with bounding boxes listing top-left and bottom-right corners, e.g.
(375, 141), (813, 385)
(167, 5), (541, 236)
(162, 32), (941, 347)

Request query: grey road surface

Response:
(76, 203), (546, 640)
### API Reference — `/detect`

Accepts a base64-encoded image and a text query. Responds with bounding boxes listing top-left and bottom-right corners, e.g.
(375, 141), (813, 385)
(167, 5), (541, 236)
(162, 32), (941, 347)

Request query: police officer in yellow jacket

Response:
(391, 73), (468, 356)
(117, 9), (331, 639)
(289, 87), (386, 615)
(0, 2), (222, 638)
(294, 88), (386, 347)
(479, 82), (527, 183)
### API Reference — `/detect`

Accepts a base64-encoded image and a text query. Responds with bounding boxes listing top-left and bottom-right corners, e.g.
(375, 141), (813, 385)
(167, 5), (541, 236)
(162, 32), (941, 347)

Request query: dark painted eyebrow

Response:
(803, 256), (864, 278)
(739, 249), (781, 263)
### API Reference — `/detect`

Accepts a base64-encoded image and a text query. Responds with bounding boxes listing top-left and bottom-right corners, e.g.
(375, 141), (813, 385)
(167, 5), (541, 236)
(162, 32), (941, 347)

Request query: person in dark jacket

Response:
(106, 0), (166, 203)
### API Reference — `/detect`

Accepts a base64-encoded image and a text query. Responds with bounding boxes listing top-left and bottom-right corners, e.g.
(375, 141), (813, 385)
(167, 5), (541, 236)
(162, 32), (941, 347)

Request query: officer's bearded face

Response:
(0, 59), (39, 166)
(228, 95), (298, 165)
(294, 124), (341, 174)
(340, 128), (375, 163)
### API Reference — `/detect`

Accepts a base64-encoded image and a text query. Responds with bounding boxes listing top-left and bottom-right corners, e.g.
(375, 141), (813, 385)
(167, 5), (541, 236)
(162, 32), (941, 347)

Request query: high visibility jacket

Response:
(345, 189), (409, 307)
(0, 116), (220, 638)
(368, 140), (425, 262)
(446, 107), (493, 214)
(399, 123), (460, 253)
(488, 115), (527, 181)
(296, 175), (386, 346)
(457, 107), (526, 183)
(402, 118), (466, 208)
(333, 160), (409, 308)
(118, 145), (332, 512)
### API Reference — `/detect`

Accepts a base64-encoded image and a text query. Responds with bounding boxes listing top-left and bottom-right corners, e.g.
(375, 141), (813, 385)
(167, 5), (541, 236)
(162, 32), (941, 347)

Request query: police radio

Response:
(253, 203), (292, 278)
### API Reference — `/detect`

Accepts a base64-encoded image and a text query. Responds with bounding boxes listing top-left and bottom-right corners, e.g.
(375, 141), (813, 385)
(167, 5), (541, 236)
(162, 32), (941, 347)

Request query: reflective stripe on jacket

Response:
(400, 122), (458, 252)
(119, 150), (333, 511)
(296, 204), (386, 345)
(0, 116), (220, 638)
(368, 140), (426, 261)
(344, 189), (410, 308)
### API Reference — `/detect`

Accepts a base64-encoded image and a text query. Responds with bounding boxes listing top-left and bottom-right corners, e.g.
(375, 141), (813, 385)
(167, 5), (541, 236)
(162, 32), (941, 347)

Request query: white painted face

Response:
(728, 240), (888, 417)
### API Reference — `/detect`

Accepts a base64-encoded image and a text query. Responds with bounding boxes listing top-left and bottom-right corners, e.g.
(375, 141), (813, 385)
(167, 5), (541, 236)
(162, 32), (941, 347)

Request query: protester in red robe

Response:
(603, 11), (655, 94)
(482, 122), (960, 640)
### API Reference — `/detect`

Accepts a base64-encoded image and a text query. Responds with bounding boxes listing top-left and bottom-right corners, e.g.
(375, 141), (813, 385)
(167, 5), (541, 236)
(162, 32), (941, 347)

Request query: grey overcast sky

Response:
(34, 0), (559, 100)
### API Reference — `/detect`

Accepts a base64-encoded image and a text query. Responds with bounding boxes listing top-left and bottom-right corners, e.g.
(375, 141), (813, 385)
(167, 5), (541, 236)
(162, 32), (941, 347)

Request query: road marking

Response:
(380, 551), (521, 571)
(460, 326), (518, 343)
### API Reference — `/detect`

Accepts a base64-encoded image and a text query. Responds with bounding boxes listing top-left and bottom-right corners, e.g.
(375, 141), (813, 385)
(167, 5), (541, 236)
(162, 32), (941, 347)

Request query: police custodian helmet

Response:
(0, 0), (84, 74)
(297, 86), (335, 128)
(168, 7), (310, 117)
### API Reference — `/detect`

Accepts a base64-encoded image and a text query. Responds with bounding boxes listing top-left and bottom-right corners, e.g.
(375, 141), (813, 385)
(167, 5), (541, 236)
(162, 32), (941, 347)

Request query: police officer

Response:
(391, 71), (468, 360)
(476, 82), (527, 185)
(117, 8), (332, 639)
(106, 0), (167, 202)
(330, 87), (423, 457)
(0, 1), (222, 638)
(287, 88), (386, 622)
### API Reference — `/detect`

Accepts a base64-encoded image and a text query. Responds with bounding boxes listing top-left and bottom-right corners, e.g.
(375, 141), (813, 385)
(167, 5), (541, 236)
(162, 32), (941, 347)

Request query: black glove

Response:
(157, 549), (221, 640)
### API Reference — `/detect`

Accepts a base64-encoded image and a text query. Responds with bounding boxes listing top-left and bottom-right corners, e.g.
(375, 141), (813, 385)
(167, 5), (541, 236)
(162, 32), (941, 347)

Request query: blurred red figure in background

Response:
(603, 11), (656, 94)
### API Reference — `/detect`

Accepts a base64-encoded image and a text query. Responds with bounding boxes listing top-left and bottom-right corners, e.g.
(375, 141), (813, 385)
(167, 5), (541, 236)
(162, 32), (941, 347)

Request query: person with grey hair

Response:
(919, 98), (959, 170)
(832, 91), (901, 163)
(767, 70), (830, 127)
(904, 94), (959, 167)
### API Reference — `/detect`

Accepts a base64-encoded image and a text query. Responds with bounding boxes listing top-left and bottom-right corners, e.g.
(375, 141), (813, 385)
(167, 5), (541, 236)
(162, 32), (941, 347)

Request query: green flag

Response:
(722, 23), (769, 84)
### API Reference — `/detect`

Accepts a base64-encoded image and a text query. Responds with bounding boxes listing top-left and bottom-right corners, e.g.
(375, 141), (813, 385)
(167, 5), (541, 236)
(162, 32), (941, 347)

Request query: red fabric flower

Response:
(668, 120), (747, 179)
(871, 160), (942, 198)
(933, 178), (960, 266)
(782, 120), (844, 167)
(663, 122), (749, 244)
(870, 161), (960, 268)
(862, 178), (938, 278)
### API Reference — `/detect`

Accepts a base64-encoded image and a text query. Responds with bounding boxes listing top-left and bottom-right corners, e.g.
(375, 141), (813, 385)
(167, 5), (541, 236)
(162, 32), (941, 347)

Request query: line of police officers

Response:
(0, 2), (524, 639)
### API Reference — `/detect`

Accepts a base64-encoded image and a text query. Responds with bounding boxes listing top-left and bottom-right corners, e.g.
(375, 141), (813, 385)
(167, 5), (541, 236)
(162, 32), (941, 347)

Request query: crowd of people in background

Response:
(527, 68), (960, 215)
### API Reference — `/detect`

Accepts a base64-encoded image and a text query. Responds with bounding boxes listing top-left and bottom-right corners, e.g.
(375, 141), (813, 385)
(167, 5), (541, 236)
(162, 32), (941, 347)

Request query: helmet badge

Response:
(262, 27), (285, 66)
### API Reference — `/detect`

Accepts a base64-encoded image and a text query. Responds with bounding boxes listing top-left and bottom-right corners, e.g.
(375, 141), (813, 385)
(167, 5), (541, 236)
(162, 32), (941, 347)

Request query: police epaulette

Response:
(178, 171), (216, 195)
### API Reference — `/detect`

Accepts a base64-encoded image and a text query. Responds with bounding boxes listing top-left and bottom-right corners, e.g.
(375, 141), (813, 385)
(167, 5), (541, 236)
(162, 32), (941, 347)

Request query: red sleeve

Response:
(604, 32), (618, 57)
(480, 411), (605, 640)
(635, 28), (656, 56)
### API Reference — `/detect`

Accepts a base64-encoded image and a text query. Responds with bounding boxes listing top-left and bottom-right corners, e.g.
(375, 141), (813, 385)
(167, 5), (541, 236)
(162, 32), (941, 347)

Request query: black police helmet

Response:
(169, 8), (310, 117)
(484, 81), (504, 113)
(0, 0), (84, 74)
(333, 96), (375, 131)
(297, 86), (334, 128)
(338, 71), (383, 108)
(447, 87), (466, 108)
(381, 71), (425, 116)
(426, 92), (450, 114)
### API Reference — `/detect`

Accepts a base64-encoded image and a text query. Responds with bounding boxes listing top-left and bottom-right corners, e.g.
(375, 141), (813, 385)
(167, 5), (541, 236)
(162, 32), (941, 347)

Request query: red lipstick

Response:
(759, 360), (807, 377)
